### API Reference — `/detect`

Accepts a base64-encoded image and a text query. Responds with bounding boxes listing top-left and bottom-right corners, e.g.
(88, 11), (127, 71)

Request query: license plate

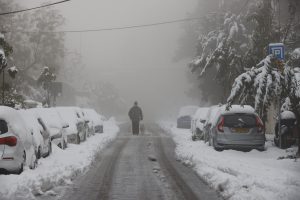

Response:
(232, 128), (249, 133)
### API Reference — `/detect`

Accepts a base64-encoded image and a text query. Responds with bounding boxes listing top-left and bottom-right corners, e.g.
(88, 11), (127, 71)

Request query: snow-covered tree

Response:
(37, 66), (56, 106)
(227, 52), (300, 155)
(190, 12), (250, 101)
(226, 55), (282, 121)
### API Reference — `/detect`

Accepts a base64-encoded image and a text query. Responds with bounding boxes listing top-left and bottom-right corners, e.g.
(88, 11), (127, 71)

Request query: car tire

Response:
(76, 134), (80, 144)
(212, 138), (223, 151)
(37, 146), (41, 159)
(192, 134), (196, 141)
(30, 152), (38, 169)
(63, 139), (67, 149)
(18, 151), (26, 174)
(208, 135), (212, 146)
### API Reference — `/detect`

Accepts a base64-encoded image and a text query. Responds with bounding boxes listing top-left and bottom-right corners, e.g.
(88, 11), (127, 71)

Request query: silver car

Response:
(0, 106), (37, 174)
(208, 105), (265, 151)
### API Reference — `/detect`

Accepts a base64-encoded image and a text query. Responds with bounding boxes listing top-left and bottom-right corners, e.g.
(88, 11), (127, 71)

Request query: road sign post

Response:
(269, 43), (285, 148)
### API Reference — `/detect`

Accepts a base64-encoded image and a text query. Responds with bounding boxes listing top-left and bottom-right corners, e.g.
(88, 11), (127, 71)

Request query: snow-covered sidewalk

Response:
(160, 122), (300, 200)
(0, 119), (119, 200)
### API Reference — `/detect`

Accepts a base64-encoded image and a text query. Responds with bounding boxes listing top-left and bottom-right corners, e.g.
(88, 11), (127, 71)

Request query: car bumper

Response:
(0, 158), (21, 173)
(215, 136), (265, 150)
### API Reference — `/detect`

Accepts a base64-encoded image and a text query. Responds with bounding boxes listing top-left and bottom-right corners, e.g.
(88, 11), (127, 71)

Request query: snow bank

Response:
(0, 119), (119, 200)
(160, 122), (300, 200)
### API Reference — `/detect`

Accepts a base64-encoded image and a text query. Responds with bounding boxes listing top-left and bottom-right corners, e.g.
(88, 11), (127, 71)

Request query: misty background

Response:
(20, 0), (201, 121)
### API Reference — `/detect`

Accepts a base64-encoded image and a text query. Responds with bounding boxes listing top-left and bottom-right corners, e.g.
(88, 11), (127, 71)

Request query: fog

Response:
(23, 0), (200, 121)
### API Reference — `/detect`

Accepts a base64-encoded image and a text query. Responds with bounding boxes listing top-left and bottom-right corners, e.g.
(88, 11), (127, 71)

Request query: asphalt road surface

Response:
(53, 123), (220, 200)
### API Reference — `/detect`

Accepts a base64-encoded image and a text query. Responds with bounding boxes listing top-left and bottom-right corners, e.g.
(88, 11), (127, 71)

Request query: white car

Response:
(18, 110), (52, 159)
(0, 106), (37, 174)
(83, 108), (104, 134)
(203, 105), (222, 143)
(55, 107), (86, 144)
(191, 107), (210, 141)
(177, 106), (199, 129)
(28, 108), (68, 149)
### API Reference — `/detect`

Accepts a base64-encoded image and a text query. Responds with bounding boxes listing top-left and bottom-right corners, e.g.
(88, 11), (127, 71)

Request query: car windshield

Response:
(224, 114), (256, 128)
(0, 119), (8, 134)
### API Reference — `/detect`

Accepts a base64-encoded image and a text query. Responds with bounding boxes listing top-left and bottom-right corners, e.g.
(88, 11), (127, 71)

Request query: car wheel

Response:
(76, 134), (80, 144)
(208, 135), (212, 146)
(281, 134), (289, 149)
(30, 152), (38, 169)
(37, 146), (41, 159)
(18, 151), (26, 174)
(192, 134), (196, 141)
(274, 137), (279, 147)
(212, 138), (222, 151)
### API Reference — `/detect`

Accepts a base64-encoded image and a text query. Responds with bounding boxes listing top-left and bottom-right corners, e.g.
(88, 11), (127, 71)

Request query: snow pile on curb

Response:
(0, 119), (119, 200)
(159, 122), (300, 200)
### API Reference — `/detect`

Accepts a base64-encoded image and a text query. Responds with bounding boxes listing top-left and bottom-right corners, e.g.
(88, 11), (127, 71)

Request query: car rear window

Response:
(224, 114), (256, 128)
(0, 119), (8, 134)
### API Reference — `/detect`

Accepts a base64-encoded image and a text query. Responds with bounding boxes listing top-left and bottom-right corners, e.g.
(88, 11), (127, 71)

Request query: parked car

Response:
(29, 108), (68, 149)
(203, 105), (221, 143)
(177, 106), (198, 129)
(0, 106), (37, 174)
(274, 111), (298, 149)
(56, 107), (86, 144)
(77, 108), (90, 138)
(18, 110), (52, 159)
(207, 105), (265, 151)
(83, 109), (104, 135)
(191, 107), (209, 141)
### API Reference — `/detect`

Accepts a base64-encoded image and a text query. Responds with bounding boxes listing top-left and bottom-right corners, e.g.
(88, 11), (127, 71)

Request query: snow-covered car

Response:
(55, 107), (86, 144)
(18, 110), (52, 159)
(274, 111), (298, 149)
(28, 108), (68, 149)
(202, 105), (221, 143)
(177, 106), (198, 129)
(78, 108), (91, 138)
(83, 108), (104, 134)
(208, 105), (265, 151)
(0, 106), (37, 174)
(191, 107), (209, 141)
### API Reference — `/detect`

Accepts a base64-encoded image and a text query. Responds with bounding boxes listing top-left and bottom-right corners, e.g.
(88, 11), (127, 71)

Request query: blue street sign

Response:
(268, 43), (285, 60)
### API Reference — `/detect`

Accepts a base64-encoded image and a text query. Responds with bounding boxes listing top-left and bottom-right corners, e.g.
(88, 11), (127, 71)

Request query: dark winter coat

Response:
(128, 105), (143, 122)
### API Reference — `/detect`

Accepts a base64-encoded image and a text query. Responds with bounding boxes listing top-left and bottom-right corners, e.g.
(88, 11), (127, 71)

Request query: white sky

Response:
(20, 0), (200, 120)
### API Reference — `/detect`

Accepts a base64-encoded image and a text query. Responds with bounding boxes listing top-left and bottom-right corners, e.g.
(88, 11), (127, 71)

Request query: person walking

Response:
(128, 101), (143, 135)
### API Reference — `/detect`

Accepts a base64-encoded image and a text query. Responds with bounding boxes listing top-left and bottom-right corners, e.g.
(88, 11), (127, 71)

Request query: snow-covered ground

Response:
(0, 119), (119, 200)
(160, 122), (300, 200)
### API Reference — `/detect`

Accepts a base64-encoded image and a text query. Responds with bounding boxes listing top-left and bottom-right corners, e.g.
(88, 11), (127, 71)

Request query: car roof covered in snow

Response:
(219, 105), (255, 115)
(55, 107), (84, 134)
(18, 110), (44, 146)
(211, 105), (256, 126)
(0, 106), (31, 141)
(193, 107), (210, 120)
(83, 108), (103, 126)
(178, 106), (199, 118)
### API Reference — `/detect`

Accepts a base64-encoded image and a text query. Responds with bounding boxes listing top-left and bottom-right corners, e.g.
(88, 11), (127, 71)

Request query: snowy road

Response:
(57, 124), (219, 200)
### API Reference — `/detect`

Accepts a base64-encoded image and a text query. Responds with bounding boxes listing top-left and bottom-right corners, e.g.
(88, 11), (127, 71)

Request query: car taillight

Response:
(256, 117), (264, 133)
(217, 116), (224, 132)
(0, 136), (17, 146)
